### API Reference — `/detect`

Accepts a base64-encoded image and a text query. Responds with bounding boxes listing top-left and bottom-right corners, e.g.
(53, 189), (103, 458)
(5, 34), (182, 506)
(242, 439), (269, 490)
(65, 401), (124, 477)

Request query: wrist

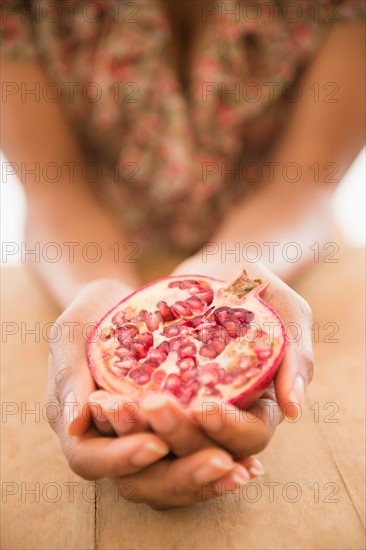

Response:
(173, 250), (268, 283)
(62, 278), (135, 321)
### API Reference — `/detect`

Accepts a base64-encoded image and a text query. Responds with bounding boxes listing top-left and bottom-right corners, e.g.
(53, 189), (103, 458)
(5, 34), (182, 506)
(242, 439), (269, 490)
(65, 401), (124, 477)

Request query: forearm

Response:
(2, 59), (139, 308)
(209, 165), (334, 283)
(25, 179), (139, 309)
(204, 20), (365, 283)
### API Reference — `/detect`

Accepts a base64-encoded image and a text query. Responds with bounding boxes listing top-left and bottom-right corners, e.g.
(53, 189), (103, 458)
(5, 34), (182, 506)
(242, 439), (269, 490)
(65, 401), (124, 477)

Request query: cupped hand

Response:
(171, 255), (314, 417)
(162, 255), (314, 458)
(46, 278), (261, 508)
(46, 279), (171, 479)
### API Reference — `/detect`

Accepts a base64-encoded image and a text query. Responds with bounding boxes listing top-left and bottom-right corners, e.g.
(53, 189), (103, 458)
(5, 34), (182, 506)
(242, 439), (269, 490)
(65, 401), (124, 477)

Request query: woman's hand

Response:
(46, 278), (262, 508)
(46, 279), (173, 479)
(166, 254), (314, 453)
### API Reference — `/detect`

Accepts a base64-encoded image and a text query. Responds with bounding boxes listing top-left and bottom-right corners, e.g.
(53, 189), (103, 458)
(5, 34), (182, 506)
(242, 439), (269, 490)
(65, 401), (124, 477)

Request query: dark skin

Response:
(1, 0), (365, 509)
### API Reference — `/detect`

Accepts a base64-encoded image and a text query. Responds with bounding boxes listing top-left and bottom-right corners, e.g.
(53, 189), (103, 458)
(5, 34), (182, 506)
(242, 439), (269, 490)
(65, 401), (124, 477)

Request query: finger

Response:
(88, 391), (115, 435)
(48, 280), (134, 437)
(257, 277), (314, 419)
(114, 447), (250, 509)
(190, 397), (282, 457)
(89, 391), (149, 436)
(238, 455), (266, 477)
(140, 393), (216, 456)
(212, 456), (265, 498)
(47, 350), (95, 437)
(274, 341), (314, 419)
(67, 428), (170, 480)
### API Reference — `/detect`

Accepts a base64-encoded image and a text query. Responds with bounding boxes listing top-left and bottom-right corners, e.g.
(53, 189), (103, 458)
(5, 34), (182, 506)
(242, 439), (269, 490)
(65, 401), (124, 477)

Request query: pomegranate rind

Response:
(87, 273), (286, 408)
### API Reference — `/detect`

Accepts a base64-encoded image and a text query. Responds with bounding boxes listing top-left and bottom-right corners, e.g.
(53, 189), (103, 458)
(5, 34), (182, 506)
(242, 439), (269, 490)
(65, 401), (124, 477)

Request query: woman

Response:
(1, 0), (365, 508)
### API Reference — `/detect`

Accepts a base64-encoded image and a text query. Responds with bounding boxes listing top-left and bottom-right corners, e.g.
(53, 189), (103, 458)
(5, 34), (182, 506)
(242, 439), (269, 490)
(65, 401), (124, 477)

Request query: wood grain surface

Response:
(1, 246), (365, 549)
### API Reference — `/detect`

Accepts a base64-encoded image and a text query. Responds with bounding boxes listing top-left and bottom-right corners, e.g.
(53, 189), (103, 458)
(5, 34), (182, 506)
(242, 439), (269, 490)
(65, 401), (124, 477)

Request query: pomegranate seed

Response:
(221, 372), (235, 385)
(171, 301), (192, 318)
(199, 344), (218, 359)
(197, 324), (229, 343)
(214, 307), (232, 325)
(197, 323), (220, 343)
(180, 369), (198, 384)
(236, 324), (249, 339)
(156, 341), (169, 354)
(113, 356), (137, 370)
(195, 319), (216, 330)
(130, 342), (149, 360)
(144, 311), (163, 331)
(111, 311), (127, 326)
(199, 367), (219, 386)
(190, 315), (206, 328)
(177, 357), (197, 371)
(216, 327), (231, 343)
(232, 308), (254, 324)
(136, 310), (148, 323)
(164, 373), (181, 391)
(111, 364), (129, 376)
(256, 348), (273, 361)
(167, 281), (182, 288)
(188, 285), (204, 295)
(217, 367), (226, 383)
(178, 326), (192, 337)
(129, 367), (152, 385)
(139, 359), (160, 371)
(208, 338), (226, 355)
(117, 324), (139, 344)
(157, 301), (175, 321)
(148, 348), (168, 364)
(115, 346), (132, 358)
(169, 336), (186, 352)
(152, 370), (166, 384)
(176, 380), (200, 404)
(163, 324), (181, 338)
(194, 289), (214, 305)
(168, 279), (200, 290)
(177, 343), (197, 359)
(135, 332), (154, 348)
(186, 296), (205, 311)
(222, 319), (240, 338)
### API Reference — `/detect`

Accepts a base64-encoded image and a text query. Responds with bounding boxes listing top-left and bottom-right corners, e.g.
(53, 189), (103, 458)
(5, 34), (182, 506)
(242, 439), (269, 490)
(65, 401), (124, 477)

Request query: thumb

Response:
(47, 331), (96, 437)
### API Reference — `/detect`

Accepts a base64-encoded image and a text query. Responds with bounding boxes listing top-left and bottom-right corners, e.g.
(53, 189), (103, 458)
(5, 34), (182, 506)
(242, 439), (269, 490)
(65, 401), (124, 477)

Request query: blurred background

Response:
(1, 146), (365, 265)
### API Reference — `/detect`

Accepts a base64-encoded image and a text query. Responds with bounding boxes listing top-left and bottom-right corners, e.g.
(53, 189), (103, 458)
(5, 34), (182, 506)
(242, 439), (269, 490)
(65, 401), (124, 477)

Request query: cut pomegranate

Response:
(87, 270), (286, 408)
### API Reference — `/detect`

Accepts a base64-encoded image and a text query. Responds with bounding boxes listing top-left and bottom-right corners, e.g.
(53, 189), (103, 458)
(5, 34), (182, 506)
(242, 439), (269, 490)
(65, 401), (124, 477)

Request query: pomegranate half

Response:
(87, 271), (286, 408)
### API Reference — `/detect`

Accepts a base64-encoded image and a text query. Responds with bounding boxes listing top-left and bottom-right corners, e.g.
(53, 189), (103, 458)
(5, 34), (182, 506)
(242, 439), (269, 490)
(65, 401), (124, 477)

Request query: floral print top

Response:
(1, 0), (365, 253)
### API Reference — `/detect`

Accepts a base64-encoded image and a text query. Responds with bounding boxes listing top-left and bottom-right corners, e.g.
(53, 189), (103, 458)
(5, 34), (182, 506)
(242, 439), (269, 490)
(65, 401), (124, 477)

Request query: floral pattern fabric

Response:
(1, 0), (365, 253)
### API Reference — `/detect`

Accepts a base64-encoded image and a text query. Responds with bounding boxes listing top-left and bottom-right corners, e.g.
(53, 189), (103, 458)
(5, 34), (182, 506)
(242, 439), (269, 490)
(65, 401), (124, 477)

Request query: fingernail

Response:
(194, 456), (233, 483)
(131, 441), (169, 466)
(230, 465), (250, 485)
(63, 392), (82, 435)
(289, 375), (305, 405)
(248, 458), (265, 477)
(142, 395), (177, 433)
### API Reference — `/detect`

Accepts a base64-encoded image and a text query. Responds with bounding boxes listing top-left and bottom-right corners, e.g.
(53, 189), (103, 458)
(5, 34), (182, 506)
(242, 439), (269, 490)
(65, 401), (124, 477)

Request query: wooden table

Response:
(1, 247), (365, 549)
